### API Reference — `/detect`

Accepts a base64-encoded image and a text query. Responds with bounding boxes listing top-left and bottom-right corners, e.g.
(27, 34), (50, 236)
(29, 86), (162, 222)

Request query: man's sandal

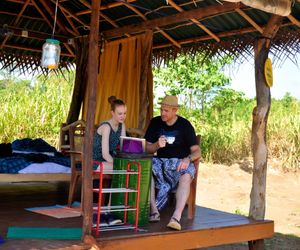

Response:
(149, 212), (160, 222)
(167, 217), (181, 230)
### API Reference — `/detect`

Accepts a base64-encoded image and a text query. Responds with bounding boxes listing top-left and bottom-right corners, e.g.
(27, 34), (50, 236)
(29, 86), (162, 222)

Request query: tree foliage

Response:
(153, 53), (231, 111)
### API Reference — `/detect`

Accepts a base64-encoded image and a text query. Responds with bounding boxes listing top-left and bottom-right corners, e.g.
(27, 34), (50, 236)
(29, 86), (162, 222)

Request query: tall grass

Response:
(1, 73), (299, 169)
(0, 72), (74, 148)
(176, 94), (300, 169)
(268, 97), (300, 169)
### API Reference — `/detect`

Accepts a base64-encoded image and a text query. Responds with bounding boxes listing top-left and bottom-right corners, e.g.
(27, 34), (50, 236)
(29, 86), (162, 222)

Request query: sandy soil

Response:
(196, 159), (300, 248)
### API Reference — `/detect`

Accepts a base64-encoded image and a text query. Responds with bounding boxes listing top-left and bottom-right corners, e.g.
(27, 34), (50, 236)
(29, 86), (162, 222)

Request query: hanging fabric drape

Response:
(82, 32), (153, 129)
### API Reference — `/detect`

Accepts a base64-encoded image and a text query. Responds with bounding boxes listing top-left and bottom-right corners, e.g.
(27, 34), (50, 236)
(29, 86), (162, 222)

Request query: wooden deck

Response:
(95, 206), (274, 249)
(0, 182), (273, 250)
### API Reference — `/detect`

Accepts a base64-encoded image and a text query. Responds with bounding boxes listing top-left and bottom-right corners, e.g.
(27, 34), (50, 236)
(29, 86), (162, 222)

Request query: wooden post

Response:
(82, 0), (100, 237)
(138, 30), (153, 130)
(248, 38), (270, 250)
(249, 15), (282, 250)
(67, 37), (89, 124)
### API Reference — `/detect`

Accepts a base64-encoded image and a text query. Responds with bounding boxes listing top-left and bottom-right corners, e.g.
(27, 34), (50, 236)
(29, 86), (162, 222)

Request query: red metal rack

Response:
(92, 161), (141, 236)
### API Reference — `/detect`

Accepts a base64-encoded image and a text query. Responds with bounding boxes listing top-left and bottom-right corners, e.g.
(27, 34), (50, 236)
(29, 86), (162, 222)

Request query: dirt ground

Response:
(197, 159), (300, 250)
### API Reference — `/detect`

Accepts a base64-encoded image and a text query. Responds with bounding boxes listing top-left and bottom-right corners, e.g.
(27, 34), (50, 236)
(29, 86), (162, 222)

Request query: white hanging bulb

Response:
(41, 0), (61, 69)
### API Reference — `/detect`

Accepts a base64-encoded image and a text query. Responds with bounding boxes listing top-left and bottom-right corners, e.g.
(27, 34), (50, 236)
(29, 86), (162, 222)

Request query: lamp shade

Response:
(41, 38), (61, 69)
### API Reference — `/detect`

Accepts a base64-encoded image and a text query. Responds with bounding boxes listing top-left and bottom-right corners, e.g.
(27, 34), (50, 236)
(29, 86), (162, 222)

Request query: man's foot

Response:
(167, 217), (181, 230)
(149, 212), (160, 222)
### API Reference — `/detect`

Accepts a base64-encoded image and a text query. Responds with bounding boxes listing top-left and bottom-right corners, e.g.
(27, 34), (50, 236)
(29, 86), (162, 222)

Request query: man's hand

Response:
(157, 135), (167, 149)
(176, 157), (190, 172)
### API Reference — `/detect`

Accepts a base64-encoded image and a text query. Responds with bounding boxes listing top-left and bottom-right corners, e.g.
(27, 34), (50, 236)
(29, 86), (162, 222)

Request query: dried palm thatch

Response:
(153, 27), (300, 66)
(0, 0), (299, 73)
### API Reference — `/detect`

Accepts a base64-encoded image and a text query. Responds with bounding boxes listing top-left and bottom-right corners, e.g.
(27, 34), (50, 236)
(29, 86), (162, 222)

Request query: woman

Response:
(93, 96), (127, 170)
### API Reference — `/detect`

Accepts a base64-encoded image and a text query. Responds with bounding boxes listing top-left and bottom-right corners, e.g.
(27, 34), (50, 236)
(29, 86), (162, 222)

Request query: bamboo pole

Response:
(82, 0), (100, 237)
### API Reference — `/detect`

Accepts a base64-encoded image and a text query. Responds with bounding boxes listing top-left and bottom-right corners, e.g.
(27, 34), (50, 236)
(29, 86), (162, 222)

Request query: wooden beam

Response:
(103, 2), (239, 39)
(76, 0), (136, 16)
(64, 43), (75, 57)
(82, 0), (100, 237)
(0, 10), (44, 21)
(31, 0), (54, 29)
(0, 36), (10, 50)
(3, 43), (73, 57)
(121, 2), (181, 48)
(287, 14), (300, 27)
(6, 26), (70, 42)
(235, 8), (263, 34)
(50, 0), (81, 36)
(39, 0), (68, 35)
(78, 0), (130, 37)
(100, 0), (136, 10)
(153, 21), (294, 49)
(156, 28), (181, 48)
(168, 0), (220, 42)
(5, 0), (33, 4)
(13, 0), (31, 26)
(60, 8), (81, 36)
(100, 13), (119, 28)
(97, 221), (274, 249)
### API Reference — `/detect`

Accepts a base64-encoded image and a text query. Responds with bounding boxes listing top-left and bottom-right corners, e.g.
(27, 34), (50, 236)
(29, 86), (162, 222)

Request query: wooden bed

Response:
(0, 173), (70, 183)
(0, 121), (78, 184)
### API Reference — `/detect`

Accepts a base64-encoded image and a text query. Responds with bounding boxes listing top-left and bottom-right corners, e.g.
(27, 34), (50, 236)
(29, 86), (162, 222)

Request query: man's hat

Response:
(159, 95), (180, 107)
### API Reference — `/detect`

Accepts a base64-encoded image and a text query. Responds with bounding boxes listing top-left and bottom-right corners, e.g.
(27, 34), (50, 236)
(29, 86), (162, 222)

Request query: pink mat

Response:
(26, 205), (81, 219)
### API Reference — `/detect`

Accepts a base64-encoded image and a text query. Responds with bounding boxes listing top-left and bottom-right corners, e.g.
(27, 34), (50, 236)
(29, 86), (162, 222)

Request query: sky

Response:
(226, 59), (300, 100)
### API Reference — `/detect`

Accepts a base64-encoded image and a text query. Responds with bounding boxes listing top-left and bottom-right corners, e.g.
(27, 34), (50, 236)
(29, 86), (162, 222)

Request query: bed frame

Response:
(0, 173), (71, 183)
(0, 121), (80, 184)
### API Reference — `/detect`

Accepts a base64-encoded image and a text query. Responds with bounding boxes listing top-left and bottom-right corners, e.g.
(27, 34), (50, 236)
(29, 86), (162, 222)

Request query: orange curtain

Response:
(82, 34), (151, 129)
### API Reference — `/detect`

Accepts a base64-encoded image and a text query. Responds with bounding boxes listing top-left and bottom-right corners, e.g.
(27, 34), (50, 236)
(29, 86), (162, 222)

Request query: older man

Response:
(145, 95), (200, 230)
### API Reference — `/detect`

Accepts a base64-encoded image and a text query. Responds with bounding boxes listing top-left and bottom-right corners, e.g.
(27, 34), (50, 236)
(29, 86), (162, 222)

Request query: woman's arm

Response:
(100, 124), (113, 162)
(121, 123), (126, 137)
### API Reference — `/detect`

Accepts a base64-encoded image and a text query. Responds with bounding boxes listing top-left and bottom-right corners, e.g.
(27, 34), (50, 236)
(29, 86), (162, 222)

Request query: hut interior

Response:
(1, 0), (300, 249)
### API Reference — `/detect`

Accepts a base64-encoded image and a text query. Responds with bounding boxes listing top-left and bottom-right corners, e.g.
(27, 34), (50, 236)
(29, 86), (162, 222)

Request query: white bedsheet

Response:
(18, 162), (71, 174)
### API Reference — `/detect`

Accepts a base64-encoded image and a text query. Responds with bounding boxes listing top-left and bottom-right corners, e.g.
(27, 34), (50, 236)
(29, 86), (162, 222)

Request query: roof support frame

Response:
(120, 1), (181, 48)
(167, 0), (220, 42)
(12, 0), (31, 26)
(287, 14), (300, 27)
(235, 8), (263, 33)
(38, 0), (69, 35)
(153, 21), (295, 49)
(102, 2), (240, 39)
(49, 0), (81, 36)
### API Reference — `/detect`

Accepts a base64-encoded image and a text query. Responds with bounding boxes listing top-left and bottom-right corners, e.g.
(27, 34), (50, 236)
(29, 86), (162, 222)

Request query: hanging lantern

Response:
(41, 38), (61, 69)
(41, 0), (60, 69)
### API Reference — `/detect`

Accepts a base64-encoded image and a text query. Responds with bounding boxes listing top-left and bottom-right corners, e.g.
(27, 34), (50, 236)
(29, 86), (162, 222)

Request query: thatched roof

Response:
(1, 0), (300, 73)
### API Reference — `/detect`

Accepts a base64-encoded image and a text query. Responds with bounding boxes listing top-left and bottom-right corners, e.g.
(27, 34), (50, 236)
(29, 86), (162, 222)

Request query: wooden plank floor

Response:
(0, 182), (273, 250)
(96, 206), (274, 250)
